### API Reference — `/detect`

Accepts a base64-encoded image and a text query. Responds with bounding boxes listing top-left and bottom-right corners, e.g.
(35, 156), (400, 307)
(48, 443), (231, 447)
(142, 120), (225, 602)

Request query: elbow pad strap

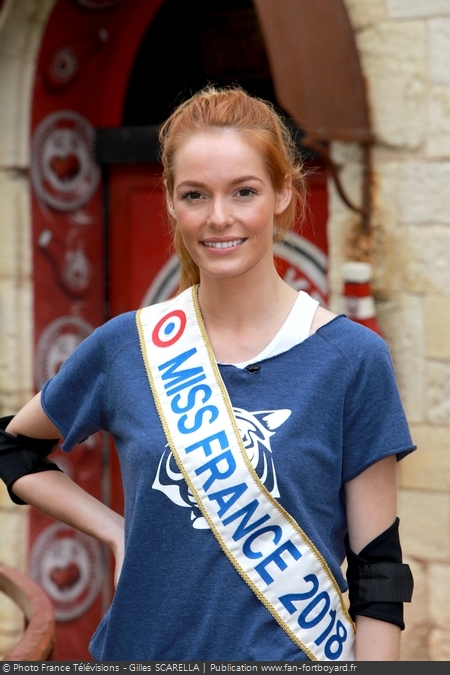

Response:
(0, 415), (62, 506)
(346, 517), (414, 630)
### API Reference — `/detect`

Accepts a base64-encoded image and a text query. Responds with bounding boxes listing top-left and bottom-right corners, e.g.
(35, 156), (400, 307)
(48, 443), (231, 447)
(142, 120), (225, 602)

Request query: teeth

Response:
(203, 239), (244, 249)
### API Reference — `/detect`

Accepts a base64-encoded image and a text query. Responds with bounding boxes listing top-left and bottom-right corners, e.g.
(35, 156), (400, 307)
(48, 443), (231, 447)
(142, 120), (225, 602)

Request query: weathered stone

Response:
(400, 425), (450, 491)
(387, 0), (450, 19)
(429, 564), (450, 629)
(0, 508), (28, 569)
(376, 295), (425, 424)
(343, 0), (387, 30)
(0, 54), (29, 167)
(0, 389), (35, 418)
(425, 296), (450, 360)
(371, 160), (403, 297)
(429, 19), (450, 85)
(429, 628), (450, 661)
(396, 162), (450, 225)
(0, 277), (34, 395)
(0, 482), (20, 511)
(0, 170), (31, 278)
(356, 21), (426, 148)
(327, 147), (363, 308)
(400, 558), (430, 661)
(427, 85), (450, 157)
(401, 225), (450, 293)
(0, 0), (55, 60)
(398, 489), (450, 561)
(0, 622), (24, 660)
(426, 362), (450, 425)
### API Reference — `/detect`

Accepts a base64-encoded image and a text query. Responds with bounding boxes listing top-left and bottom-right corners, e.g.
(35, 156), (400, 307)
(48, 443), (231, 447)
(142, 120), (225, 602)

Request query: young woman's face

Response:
(168, 130), (291, 283)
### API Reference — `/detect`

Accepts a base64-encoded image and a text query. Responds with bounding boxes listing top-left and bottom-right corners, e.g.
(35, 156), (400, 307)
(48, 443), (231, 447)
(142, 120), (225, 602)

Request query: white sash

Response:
(137, 287), (355, 661)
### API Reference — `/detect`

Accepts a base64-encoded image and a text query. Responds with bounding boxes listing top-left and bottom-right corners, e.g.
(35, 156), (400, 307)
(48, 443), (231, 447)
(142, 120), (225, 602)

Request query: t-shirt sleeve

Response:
(342, 332), (416, 483)
(41, 323), (109, 452)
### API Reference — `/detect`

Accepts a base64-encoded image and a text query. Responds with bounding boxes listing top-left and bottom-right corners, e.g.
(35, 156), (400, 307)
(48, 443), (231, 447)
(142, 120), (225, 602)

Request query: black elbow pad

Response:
(346, 517), (414, 630)
(0, 415), (62, 505)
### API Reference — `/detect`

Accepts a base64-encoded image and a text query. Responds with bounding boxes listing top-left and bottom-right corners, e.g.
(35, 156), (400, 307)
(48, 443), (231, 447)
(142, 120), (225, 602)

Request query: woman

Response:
(0, 87), (415, 661)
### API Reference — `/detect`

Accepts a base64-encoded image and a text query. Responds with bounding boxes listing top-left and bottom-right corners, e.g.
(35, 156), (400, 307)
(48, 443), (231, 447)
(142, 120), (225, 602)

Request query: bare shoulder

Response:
(309, 305), (338, 336)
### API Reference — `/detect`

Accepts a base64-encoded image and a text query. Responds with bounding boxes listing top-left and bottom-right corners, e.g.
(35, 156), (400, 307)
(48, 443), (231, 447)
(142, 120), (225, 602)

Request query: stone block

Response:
(429, 563), (450, 629)
(400, 558), (430, 661)
(0, 482), (18, 510)
(427, 85), (450, 158)
(398, 489), (450, 561)
(387, 0), (450, 18)
(0, 54), (26, 167)
(0, 170), (32, 278)
(0, 0), (56, 60)
(0, 0), (60, 168)
(429, 628), (450, 661)
(371, 160), (403, 297)
(0, 277), (34, 395)
(0, 625), (24, 660)
(425, 296), (450, 360)
(0, 509), (28, 570)
(396, 161), (450, 224)
(0, 389), (35, 418)
(400, 425), (450, 491)
(327, 149), (363, 302)
(426, 362), (450, 425)
(401, 225), (450, 293)
(376, 295), (425, 423)
(356, 21), (426, 148)
(429, 19), (450, 85)
(343, 0), (387, 30)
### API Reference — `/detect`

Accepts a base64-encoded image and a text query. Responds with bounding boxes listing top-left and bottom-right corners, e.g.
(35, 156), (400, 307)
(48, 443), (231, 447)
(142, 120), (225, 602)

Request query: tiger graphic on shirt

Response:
(152, 407), (291, 529)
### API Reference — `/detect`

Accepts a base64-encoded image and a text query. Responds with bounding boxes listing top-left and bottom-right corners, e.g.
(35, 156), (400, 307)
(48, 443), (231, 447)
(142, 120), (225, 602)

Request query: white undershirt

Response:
(221, 291), (319, 369)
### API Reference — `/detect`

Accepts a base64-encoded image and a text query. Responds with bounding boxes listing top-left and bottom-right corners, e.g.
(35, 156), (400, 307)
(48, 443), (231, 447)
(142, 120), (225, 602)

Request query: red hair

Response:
(159, 86), (307, 291)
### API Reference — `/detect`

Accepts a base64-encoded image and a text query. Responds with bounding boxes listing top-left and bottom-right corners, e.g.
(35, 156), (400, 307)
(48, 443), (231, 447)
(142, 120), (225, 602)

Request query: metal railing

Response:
(0, 563), (55, 660)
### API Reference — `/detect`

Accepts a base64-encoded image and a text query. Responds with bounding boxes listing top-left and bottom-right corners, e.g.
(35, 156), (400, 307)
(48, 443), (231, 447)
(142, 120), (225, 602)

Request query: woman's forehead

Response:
(172, 130), (268, 179)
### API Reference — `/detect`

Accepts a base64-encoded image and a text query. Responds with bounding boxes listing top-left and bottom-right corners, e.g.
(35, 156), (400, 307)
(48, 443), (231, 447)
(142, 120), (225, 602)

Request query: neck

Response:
(195, 263), (298, 363)
(198, 266), (291, 325)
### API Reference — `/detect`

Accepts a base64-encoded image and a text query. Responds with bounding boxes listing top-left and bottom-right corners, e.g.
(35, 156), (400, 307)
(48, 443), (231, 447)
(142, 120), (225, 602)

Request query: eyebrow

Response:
(176, 175), (264, 189)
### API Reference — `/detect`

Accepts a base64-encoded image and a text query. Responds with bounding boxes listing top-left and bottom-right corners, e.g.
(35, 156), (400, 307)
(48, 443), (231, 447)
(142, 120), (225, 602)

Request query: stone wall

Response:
(330, 0), (450, 661)
(0, 0), (55, 657)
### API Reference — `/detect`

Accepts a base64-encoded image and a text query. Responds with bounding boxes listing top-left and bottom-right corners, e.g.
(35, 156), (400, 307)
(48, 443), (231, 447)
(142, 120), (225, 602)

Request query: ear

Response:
(166, 192), (176, 219)
(274, 175), (293, 216)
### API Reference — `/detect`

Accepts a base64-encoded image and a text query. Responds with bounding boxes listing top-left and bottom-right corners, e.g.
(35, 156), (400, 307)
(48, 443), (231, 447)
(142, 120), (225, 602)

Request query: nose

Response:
(207, 195), (233, 230)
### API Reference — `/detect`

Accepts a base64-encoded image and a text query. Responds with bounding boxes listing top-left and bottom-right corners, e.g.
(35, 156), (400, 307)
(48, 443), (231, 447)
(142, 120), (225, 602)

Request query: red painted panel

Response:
(29, 0), (165, 660)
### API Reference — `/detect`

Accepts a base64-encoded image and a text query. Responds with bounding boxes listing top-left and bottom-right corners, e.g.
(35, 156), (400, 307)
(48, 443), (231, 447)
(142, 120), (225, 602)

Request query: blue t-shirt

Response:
(41, 311), (415, 660)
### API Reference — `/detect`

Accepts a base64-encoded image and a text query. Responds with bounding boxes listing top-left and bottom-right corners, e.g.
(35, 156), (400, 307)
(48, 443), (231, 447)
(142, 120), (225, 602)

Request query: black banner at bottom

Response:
(1, 662), (445, 674)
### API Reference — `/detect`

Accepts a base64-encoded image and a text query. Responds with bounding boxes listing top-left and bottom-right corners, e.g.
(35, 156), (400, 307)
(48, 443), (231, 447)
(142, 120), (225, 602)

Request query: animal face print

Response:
(152, 407), (291, 529)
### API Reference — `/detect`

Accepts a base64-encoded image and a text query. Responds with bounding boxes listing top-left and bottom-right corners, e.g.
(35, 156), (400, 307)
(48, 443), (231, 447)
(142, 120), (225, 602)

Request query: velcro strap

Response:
(0, 416), (60, 456)
(358, 562), (414, 602)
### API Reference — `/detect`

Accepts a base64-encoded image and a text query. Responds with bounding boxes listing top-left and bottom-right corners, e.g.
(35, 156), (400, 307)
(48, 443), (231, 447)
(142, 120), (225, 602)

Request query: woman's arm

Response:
(344, 455), (401, 661)
(5, 394), (125, 586)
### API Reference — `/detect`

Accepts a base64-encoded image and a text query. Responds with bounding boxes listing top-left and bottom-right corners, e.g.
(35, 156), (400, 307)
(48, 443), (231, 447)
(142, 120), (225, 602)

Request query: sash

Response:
(137, 287), (355, 661)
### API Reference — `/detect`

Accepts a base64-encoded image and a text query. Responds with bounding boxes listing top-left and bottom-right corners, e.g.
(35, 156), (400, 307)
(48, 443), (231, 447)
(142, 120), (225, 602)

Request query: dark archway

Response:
(123, 0), (279, 126)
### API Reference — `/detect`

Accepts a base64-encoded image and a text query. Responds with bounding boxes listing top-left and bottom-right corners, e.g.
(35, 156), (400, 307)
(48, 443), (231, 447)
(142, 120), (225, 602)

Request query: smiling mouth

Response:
(202, 239), (245, 249)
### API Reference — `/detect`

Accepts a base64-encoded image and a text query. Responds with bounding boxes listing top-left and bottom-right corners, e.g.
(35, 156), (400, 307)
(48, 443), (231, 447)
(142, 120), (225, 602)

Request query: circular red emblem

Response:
(30, 523), (102, 621)
(152, 310), (187, 347)
(31, 110), (100, 211)
(35, 316), (94, 389)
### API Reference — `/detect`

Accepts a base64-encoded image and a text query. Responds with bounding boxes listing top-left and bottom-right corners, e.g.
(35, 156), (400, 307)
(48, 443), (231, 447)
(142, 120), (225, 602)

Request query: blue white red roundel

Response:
(152, 310), (187, 348)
